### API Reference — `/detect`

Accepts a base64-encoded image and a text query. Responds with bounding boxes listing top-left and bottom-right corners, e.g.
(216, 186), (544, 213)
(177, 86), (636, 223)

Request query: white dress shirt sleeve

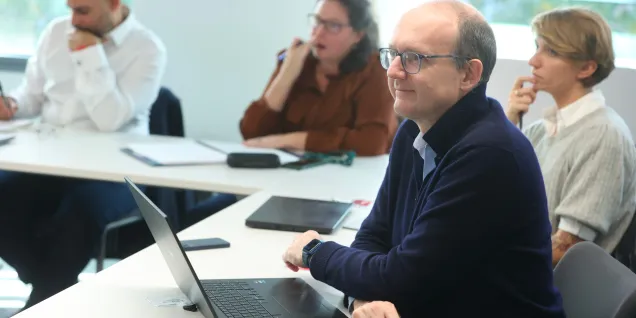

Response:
(70, 40), (166, 132)
(558, 216), (597, 241)
(10, 23), (53, 117)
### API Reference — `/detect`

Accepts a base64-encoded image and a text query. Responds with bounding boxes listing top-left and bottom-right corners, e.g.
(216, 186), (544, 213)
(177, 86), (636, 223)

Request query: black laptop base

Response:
(202, 278), (346, 318)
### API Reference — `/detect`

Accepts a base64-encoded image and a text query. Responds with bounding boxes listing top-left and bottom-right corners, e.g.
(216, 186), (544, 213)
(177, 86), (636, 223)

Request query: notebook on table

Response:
(245, 196), (353, 234)
(122, 141), (226, 166)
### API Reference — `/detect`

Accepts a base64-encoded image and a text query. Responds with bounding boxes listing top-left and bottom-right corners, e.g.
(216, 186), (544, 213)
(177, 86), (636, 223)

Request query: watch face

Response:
(304, 239), (321, 252)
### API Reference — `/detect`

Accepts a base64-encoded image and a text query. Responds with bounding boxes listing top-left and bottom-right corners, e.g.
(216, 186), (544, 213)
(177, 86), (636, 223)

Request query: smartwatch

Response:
(302, 239), (323, 268)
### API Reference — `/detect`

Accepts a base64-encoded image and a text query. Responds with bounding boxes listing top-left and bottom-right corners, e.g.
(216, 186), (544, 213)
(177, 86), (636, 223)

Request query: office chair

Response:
(96, 210), (142, 272)
(95, 87), (192, 272)
(554, 241), (636, 318)
(612, 210), (636, 273)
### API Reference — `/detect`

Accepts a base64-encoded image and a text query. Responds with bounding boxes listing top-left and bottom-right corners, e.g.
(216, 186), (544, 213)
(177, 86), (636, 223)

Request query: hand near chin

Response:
(506, 76), (537, 124)
(68, 30), (101, 51)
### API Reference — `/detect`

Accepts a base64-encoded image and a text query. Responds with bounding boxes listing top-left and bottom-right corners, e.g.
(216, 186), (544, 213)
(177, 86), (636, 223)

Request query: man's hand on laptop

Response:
(282, 230), (322, 271)
(353, 301), (400, 318)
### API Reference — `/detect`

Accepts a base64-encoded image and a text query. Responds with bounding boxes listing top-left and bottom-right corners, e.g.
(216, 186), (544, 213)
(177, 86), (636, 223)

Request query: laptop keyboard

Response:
(202, 281), (276, 318)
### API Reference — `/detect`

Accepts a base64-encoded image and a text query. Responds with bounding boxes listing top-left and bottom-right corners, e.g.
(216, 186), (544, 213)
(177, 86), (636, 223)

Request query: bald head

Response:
(398, 0), (497, 83)
(412, 0), (484, 20)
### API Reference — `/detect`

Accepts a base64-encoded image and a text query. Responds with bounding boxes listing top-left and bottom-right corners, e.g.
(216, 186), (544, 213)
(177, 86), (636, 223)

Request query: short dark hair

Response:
(320, 0), (379, 74)
(454, 14), (497, 83)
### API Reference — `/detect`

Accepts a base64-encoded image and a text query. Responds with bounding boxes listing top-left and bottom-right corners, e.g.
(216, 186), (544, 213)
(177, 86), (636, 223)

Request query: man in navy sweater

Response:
(282, 1), (565, 317)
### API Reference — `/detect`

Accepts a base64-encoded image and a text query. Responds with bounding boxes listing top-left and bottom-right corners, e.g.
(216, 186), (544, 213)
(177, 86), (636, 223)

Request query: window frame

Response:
(0, 56), (27, 72)
(0, 0), (132, 72)
(373, 0), (636, 70)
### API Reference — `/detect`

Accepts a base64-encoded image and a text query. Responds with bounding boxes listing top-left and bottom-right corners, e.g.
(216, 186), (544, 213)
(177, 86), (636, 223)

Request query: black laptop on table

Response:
(125, 177), (347, 318)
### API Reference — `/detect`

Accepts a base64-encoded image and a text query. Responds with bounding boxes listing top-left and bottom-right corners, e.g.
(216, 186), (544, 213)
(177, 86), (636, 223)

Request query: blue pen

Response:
(278, 40), (305, 61)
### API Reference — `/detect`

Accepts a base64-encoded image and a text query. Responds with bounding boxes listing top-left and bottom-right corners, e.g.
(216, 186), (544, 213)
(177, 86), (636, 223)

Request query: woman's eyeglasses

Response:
(308, 14), (350, 34)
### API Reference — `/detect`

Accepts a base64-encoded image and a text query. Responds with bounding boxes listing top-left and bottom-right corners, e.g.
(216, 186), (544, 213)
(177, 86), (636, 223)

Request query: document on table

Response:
(0, 118), (34, 132)
(122, 141), (227, 166)
(342, 200), (374, 230)
(198, 140), (301, 164)
(0, 133), (15, 146)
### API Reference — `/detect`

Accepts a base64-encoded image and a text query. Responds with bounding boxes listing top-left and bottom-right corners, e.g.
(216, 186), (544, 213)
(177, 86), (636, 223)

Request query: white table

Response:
(0, 131), (388, 317)
(0, 131), (388, 200)
(15, 191), (360, 317)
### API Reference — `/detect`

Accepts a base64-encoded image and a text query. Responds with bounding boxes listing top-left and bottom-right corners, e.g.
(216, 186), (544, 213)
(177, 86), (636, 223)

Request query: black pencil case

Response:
(226, 152), (281, 169)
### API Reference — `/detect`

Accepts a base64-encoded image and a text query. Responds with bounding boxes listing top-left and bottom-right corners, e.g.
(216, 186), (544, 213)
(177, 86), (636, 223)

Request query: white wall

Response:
(133, 0), (314, 141)
(1, 0), (635, 141)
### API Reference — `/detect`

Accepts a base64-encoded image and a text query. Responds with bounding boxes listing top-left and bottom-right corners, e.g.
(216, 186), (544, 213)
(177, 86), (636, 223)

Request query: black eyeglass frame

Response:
(379, 48), (471, 74)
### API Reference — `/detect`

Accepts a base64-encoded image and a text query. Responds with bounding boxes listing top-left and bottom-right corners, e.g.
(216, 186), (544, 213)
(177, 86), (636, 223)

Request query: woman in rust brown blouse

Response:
(186, 0), (396, 221)
(241, 0), (397, 157)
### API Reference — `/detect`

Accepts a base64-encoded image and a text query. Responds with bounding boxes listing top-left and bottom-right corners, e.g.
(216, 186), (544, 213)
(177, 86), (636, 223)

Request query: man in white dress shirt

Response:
(0, 0), (166, 310)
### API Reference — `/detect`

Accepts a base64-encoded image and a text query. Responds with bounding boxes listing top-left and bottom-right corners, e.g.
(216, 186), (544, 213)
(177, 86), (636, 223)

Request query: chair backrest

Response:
(149, 87), (185, 137)
(612, 210), (636, 273)
(554, 241), (636, 318)
(146, 87), (187, 227)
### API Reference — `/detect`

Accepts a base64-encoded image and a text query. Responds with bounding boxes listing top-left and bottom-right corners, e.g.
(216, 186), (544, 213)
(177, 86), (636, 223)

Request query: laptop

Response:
(245, 196), (352, 234)
(125, 178), (347, 318)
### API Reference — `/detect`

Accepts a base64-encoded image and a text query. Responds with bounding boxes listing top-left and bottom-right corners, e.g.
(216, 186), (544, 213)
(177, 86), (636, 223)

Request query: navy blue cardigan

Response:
(309, 84), (565, 318)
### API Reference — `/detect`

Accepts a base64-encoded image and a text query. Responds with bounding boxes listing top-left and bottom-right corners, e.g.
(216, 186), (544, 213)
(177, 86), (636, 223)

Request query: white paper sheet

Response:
(145, 289), (192, 307)
(0, 119), (34, 132)
(342, 200), (374, 230)
(199, 140), (300, 164)
(0, 133), (14, 144)
(125, 141), (227, 166)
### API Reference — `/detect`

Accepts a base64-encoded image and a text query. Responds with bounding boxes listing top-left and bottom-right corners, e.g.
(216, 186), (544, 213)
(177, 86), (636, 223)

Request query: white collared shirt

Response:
(542, 89), (607, 241)
(10, 11), (167, 135)
(542, 89), (605, 136)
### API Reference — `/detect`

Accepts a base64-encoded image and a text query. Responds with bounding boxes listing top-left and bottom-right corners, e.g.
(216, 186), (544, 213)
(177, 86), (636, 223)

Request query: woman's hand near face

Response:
(264, 38), (313, 112)
(506, 76), (537, 125)
(279, 38), (313, 82)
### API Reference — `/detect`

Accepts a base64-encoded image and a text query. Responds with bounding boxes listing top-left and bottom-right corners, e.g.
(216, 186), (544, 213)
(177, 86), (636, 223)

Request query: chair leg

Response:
(95, 211), (143, 273)
(96, 227), (109, 273)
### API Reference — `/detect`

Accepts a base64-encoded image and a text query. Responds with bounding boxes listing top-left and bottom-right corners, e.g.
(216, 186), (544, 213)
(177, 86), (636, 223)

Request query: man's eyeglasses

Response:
(308, 14), (350, 34)
(379, 48), (469, 74)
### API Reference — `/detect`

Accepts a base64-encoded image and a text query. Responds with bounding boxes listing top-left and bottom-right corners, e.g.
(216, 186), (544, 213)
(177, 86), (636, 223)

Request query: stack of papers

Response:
(199, 140), (300, 164)
(342, 200), (374, 230)
(123, 141), (227, 166)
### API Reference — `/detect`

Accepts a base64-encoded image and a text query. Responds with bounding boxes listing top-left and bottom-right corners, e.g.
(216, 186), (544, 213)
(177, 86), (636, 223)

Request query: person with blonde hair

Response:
(506, 7), (636, 268)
